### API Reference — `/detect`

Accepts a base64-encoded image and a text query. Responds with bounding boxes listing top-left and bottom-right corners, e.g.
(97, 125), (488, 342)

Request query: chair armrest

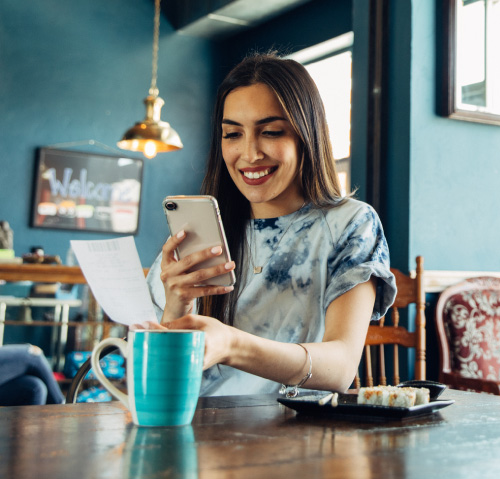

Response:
(440, 372), (500, 395)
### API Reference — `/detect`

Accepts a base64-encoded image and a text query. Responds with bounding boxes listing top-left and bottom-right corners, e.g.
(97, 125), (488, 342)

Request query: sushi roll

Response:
(414, 387), (430, 405)
(387, 387), (416, 407)
(357, 386), (390, 405)
(357, 386), (430, 407)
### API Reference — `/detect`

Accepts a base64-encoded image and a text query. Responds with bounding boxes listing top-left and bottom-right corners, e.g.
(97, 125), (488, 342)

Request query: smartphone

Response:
(162, 195), (236, 287)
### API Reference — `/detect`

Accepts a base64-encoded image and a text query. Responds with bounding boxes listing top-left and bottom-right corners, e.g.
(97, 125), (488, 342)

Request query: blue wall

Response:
(409, 0), (500, 272)
(5, 0), (497, 381)
(384, 0), (500, 273)
(3, 0), (498, 275)
(382, 0), (500, 379)
(0, 0), (359, 270)
(0, 0), (215, 267)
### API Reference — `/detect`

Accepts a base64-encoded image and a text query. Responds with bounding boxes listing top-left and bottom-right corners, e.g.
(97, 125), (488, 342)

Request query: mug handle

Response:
(91, 337), (129, 409)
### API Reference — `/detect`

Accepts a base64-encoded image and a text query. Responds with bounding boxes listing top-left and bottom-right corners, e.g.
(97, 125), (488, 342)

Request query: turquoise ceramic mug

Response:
(91, 330), (205, 427)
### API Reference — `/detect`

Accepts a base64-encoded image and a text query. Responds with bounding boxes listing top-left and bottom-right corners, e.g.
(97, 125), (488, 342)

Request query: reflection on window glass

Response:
(305, 52), (352, 161)
(489, 0), (500, 112)
(337, 171), (348, 197)
(291, 34), (353, 197)
(456, 0), (500, 113)
(457, 1), (485, 86)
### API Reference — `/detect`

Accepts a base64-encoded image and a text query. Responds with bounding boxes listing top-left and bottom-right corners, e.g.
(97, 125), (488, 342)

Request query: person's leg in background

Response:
(0, 375), (48, 405)
(0, 343), (64, 405)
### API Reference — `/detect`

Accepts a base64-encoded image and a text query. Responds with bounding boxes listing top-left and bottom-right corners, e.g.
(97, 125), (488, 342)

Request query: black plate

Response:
(277, 392), (454, 421)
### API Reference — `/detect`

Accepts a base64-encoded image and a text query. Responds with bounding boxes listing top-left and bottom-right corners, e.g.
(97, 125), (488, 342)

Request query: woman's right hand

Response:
(159, 230), (235, 323)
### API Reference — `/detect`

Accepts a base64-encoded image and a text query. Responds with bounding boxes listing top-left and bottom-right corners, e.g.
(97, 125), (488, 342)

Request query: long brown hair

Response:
(199, 52), (344, 325)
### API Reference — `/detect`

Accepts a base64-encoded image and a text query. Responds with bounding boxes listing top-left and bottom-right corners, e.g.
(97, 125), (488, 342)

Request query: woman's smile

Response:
(240, 166), (278, 183)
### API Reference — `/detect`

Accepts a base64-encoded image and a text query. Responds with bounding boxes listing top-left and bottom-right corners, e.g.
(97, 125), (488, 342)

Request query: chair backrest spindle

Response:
(356, 256), (426, 388)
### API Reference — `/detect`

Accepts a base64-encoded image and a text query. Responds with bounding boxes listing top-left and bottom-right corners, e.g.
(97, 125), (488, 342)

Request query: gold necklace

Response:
(247, 203), (306, 274)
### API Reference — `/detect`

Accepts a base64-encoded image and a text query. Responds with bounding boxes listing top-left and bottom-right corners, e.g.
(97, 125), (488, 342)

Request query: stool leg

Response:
(0, 302), (6, 345)
(57, 304), (70, 372)
(52, 304), (62, 371)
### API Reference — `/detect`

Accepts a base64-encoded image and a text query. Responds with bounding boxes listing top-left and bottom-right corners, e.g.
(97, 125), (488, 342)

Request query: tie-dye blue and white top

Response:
(146, 199), (397, 396)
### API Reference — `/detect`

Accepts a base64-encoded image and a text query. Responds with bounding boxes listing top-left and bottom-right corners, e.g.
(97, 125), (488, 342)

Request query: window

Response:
(290, 33), (353, 196)
(456, 0), (500, 114)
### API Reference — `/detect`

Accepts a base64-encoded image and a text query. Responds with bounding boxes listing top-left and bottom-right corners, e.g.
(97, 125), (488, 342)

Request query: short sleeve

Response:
(324, 204), (397, 320)
(146, 252), (166, 322)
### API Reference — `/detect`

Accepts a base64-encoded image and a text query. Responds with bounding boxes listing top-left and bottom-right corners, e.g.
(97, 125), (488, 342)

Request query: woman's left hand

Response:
(131, 315), (235, 370)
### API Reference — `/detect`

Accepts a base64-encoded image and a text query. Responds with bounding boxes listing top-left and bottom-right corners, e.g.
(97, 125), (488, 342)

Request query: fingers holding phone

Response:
(160, 229), (186, 271)
(161, 234), (235, 290)
(160, 232), (235, 322)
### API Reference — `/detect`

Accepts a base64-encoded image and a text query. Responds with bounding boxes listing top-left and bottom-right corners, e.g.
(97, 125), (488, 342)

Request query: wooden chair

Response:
(434, 276), (500, 395)
(355, 256), (426, 388)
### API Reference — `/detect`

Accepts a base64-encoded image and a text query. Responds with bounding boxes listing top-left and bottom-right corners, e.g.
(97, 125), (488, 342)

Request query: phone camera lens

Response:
(165, 202), (177, 211)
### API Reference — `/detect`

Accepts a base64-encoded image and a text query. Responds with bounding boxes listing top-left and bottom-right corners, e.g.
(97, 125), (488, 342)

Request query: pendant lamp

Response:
(117, 0), (182, 158)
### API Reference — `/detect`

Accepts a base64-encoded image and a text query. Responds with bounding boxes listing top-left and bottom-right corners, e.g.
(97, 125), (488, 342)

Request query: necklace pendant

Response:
(253, 266), (263, 274)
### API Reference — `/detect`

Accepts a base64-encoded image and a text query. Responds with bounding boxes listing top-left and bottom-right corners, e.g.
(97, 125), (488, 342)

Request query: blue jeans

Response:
(0, 344), (64, 406)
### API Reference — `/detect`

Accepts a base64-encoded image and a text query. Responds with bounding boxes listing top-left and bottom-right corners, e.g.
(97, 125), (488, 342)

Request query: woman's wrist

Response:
(221, 325), (245, 367)
(279, 344), (313, 398)
(160, 309), (181, 325)
(160, 303), (193, 325)
(220, 333), (316, 390)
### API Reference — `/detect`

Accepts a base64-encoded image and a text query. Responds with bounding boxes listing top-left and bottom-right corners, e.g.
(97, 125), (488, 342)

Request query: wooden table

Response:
(1, 389), (500, 478)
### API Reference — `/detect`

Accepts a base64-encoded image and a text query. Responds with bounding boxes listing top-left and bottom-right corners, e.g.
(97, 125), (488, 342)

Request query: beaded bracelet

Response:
(279, 343), (313, 398)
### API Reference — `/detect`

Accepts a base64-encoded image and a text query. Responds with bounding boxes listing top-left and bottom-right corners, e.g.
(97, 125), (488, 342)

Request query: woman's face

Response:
(221, 83), (304, 218)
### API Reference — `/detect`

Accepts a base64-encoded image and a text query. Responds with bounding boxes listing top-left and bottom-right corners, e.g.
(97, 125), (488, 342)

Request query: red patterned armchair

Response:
(434, 277), (500, 395)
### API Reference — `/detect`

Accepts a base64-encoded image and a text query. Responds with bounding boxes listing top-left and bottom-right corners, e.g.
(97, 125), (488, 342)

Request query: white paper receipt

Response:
(70, 236), (158, 326)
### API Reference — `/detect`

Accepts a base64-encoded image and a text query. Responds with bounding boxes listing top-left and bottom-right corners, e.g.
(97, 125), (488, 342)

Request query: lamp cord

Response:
(149, 0), (160, 97)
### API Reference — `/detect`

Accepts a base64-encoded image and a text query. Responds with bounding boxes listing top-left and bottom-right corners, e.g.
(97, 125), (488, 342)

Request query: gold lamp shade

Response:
(117, 95), (183, 159)
(117, 0), (182, 159)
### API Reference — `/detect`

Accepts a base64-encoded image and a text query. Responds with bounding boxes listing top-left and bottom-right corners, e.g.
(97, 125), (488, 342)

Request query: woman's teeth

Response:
(243, 168), (273, 179)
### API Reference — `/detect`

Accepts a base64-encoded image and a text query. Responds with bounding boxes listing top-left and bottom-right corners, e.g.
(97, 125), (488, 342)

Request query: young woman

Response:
(145, 52), (397, 396)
